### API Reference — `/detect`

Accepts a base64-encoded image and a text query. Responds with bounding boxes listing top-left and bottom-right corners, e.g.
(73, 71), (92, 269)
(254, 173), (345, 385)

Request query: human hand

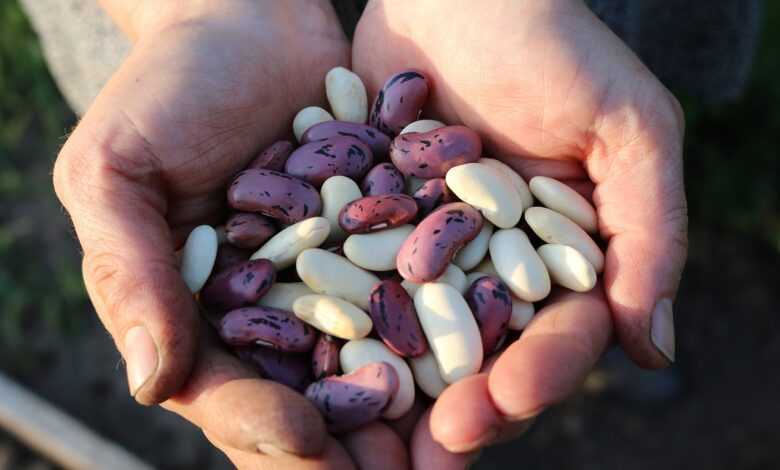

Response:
(353, 0), (687, 463)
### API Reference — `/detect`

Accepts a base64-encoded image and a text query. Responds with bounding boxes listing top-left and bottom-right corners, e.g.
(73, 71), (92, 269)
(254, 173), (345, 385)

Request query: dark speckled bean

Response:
(284, 136), (373, 187)
(464, 276), (512, 354)
(225, 212), (276, 249)
(201, 259), (276, 312)
(227, 169), (321, 225)
(304, 362), (399, 433)
(412, 178), (457, 218)
(368, 281), (428, 357)
(301, 121), (391, 160)
(338, 194), (418, 234)
(219, 306), (316, 352)
(396, 202), (483, 283)
(389, 125), (482, 178)
(246, 140), (294, 172)
(213, 243), (251, 273)
(361, 163), (405, 196)
(311, 334), (343, 380)
(235, 346), (311, 392)
(369, 70), (430, 136)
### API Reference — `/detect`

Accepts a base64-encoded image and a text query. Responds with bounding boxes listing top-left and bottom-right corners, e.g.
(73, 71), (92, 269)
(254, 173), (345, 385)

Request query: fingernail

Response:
(257, 442), (286, 457)
(650, 298), (675, 363)
(448, 427), (499, 453)
(124, 325), (158, 396)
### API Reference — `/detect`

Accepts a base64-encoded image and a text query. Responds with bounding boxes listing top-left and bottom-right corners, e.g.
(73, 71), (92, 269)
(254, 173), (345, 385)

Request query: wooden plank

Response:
(0, 372), (153, 470)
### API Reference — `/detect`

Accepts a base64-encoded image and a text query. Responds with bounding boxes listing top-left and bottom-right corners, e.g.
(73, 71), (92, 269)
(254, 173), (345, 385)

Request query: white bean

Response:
(479, 158), (533, 209)
(340, 338), (415, 419)
(293, 295), (372, 340)
(453, 221), (493, 271)
(402, 264), (468, 297)
(489, 228), (551, 302)
(296, 248), (379, 310)
(325, 67), (368, 123)
(321, 176), (362, 243)
(446, 163), (523, 228)
(250, 217), (329, 269)
(400, 119), (446, 135)
(524, 207), (604, 272)
(508, 298), (535, 330)
(257, 282), (314, 311)
(408, 350), (448, 398)
(180, 225), (218, 293)
(293, 106), (333, 142)
(344, 225), (414, 271)
(529, 176), (598, 233)
(537, 244), (597, 292)
(414, 283), (483, 383)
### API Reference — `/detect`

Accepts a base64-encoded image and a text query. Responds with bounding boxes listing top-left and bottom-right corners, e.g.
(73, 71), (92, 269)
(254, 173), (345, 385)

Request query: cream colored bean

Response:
(321, 176), (362, 243)
(508, 298), (535, 330)
(344, 225), (414, 271)
(257, 282), (314, 311)
(180, 225), (218, 293)
(414, 283), (483, 383)
(537, 244), (597, 292)
(400, 119), (446, 135)
(296, 248), (379, 310)
(473, 258), (499, 277)
(489, 228), (551, 302)
(293, 106), (334, 142)
(479, 158), (533, 209)
(402, 264), (467, 297)
(293, 295), (372, 340)
(445, 163), (523, 228)
(404, 176), (427, 195)
(340, 338), (415, 419)
(325, 67), (368, 123)
(529, 176), (598, 233)
(408, 350), (448, 399)
(525, 207), (604, 272)
(250, 217), (329, 269)
(453, 221), (493, 271)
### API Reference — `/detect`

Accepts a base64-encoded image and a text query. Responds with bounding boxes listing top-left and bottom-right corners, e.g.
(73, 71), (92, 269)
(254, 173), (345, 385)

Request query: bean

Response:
(225, 212), (276, 249)
(453, 221), (493, 271)
(401, 263), (468, 297)
(369, 69), (430, 136)
(302, 121), (391, 160)
(464, 276), (512, 354)
(246, 140), (294, 172)
(227, 169), (321, 225)
(465, 272), (535, 330)
(235, 346), (311, 392)
(285, 136), (373, 187)
(305, 362), (399, 433)
(250, 217), (330, 269)
(413, 283), (483, 383)
(219, 306), (317, 352)
(361, 163), (405, 196)
(400, 119), (445, 135)
(529, 176), (598, 232)
(445, 162), (524, 228)
(396, 202), (483, 283)
(213, 243), (251, 274)
(412, 178), (456, 218)
(340, 338), (416, 419)
(180, 225), (218, 293)
(311, 334), (343, 380)
(479, 158), (533, 209)
(258, 282), (315, 311)
(537, 244), (597, 292)
(293, 294), (373, 340)
(296, 248), (379, 310)
(408, 350), (448, 399)
(343, 225), (414, 272)
(368, 280), (428, 357)
(390, 125), (481, 178)
(524, 207), (604, 272)
(200, 259), (276, 312)
(320, 176), (362, 244)
(338, 194), (418, 234)
(489, 228), (551, 302)
(325, 67), (368, 123)
(293, 106), (333, 142)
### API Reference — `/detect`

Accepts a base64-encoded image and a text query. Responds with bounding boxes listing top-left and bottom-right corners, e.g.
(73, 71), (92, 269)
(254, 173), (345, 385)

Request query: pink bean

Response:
(201, 259), (276, 312)
(285, 136), (373, 187)
(245, 140), (294, 172)
(235, 346), (311, 392)
(369, 70), (430, 136)
(362, 163), (405, 196)
(225, 212), (276, 249)
(311, 334), (343, 380)
(301, 121), (391, 160)
(464, 276), (512, 354)
(227, 169), (321, 225)
(368, 280), (428, 357)
(412, 178), (457, 218)
(219, 306), (317, 352)
(338, 194), (418, 234)
(389, 125), (481, 178)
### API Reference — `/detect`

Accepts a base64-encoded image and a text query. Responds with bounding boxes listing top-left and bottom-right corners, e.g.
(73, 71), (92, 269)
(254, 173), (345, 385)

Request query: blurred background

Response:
(0, 0), (777, 468)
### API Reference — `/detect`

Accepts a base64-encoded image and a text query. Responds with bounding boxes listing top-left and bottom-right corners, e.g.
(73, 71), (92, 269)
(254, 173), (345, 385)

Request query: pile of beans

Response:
(179, 67), (604, 433)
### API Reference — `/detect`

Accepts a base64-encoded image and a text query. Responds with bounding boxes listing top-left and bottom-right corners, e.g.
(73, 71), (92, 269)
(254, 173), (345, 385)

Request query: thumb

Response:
(54, 108), (199, 405)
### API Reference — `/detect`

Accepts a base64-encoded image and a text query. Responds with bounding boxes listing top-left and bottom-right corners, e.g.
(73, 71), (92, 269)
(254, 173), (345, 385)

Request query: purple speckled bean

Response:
(361, 163), (405, 196)
(219, 306), (316, 352)
(301, 121), (391, 160)
(284, 136), (373, 187)
(396, 202), (483, 282)
(369, 70), (430, 136)
(304, 362), (399, 433)
(464, 276), (512, 354)
(412, 178), (457, 218)
(338, 194), (418, 234)
(368, 280), (428, 357)
(200, 259), (276, 312)
(235, 346), (311, 392)
(389, 125), (482, 178)
(227, 169), (321, 225)
(311, 334), (343, 380)
(213, 243), (251, 273)
(225, 212), (276, 249)
(245, 140), (294, 172)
